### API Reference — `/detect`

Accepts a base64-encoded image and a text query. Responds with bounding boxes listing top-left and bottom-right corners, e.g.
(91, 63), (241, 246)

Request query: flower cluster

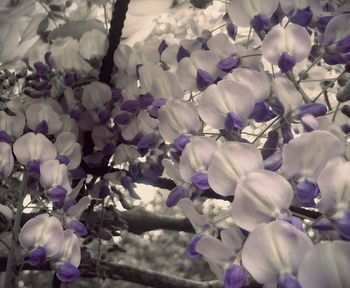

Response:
(0, 0), (350, 286)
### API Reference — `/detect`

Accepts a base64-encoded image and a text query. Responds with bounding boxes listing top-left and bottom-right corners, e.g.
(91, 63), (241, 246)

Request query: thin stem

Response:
(4, 171), (28, 287)
(297, 54), (324, 84)
(332, 102), (341, 122)
(312, 70), (346, 102)
(286, 72), (311, 103)
(252, 116), (281, 144)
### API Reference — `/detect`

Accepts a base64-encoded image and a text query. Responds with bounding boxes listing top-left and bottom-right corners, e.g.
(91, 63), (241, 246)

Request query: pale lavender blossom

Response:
(198, 79), (255, 131)
(262, 24), (312, 72)
(242, 221), (312, 286)
(298, 241), (350, 288)
(281, 130), (344, 180)
(0, 142), (14, 177)
(13, 132), (57, 166)
(208, 142), (263, 197)
(19, 214), (64, 258)
(176, 50), (220, 91)
(82, 81), (112, 110)
(55, 132), (81, 170)
(158, 99), (201, 143)
(227, 0), (279, 28)
(179, 136), (218, 188)
(26, 103), (62, 135)
(0, 110), (25, 139)
(231, 170), (294, 231)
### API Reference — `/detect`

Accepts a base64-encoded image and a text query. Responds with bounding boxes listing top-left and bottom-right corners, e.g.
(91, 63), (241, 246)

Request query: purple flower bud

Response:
(296, 179), (319, 207)
(48, 185), (68, 203)
(121, 100), (139, 113)
(301, 114), (319, 132)
(137, 133), (158, 149)
(226, 23), (237, 40)
(281, 120), (293, 144)
(103, 143), (116, 156)
(29, 246), (46, 267)
(166, 186), (188, 207)
(111, 88), (122, 102)
(250, 102), (276, 123)
(139, 93), (154, 109)
(33, 62), (48, 74)
(217, 56), (240, 72)
(121, 175), (132, 189)
(44, 52), (52, 67)
(27, 160), (41, 175)
(56, 262), (80, 283)
(147, 98), (167, 118)
(224, 265), (247, 288)
(334, 209), (350, 240)
(63, 199), (77, 212)
(225, 112), (244, 132)
(291, 7), (313, 27)
(83, 152), (104, 168)
(35, 121), (49, 135)
(341, 105), (350, 118)
(114, 112), (132, 125)
(297, 103), (327, 119)
(261, 130), (279, 159)
(99, 185), (110, 198)
(196, 69), (214, 90)
(263, 151), (282, 171)
(316, 16), (333, 33)
(98, 109), (110, 124)
(278, 214), (304, 231)
(341, 123), (350, 134)
(177, 46), (190, 62)
(68, 220), (88, 237)
(336, 35), (350, 54)
(30, 89), (50, 98)
(71, 166), (86, 180)
(56, 155), (70, 165)
(158, 39), (168, 55)
(173, 134), (191, 152)
(277, 274), (301, 288)
(135, 64), (143, 78)
(70, 109), (82, 121)
(278, 52), (296, 72)
(64, 73), (76, 87)
(191, 171), (210, 191)
(250, 13), (269, 32)
(269, 98), (284, 115)
(186, 234), (203, 259)
(312, 218), (333, 231)
(0, 131), (12, 143)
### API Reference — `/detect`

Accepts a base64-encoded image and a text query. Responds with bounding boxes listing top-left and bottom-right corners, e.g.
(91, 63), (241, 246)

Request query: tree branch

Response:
(99, 0), (130, 84)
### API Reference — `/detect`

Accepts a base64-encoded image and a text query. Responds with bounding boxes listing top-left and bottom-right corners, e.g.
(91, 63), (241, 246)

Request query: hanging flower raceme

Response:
(262, 24), (312, 72)
(19, 214), (64, 267)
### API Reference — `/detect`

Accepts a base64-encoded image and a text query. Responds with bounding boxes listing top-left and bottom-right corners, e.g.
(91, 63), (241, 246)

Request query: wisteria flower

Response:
(19, 214), (64, 265)
(0, 142), (14, 177)
(179, 136), (218, 190)
(262, 24), (312, 72)
(82, 81), (112, 110)
(231, 170), (294, 231)
(158, 99), (201, 143)
(208, 142), (263, 196)
(13, 132), (57, 169)
(198, 79), (255, 131)
(55, 132), (81, 170)
(298, 241), (350, 288)
(318, 157), (350, 239)
(281, 130), (344, 180)
(26, 103), (62, 135)
(242, 221), (312, 286)
(227, 0), (279, 28)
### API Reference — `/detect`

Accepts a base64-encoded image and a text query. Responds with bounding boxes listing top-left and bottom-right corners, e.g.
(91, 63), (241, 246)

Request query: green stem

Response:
(4, 171), (28, 287)
(297, 54), (324, 84)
